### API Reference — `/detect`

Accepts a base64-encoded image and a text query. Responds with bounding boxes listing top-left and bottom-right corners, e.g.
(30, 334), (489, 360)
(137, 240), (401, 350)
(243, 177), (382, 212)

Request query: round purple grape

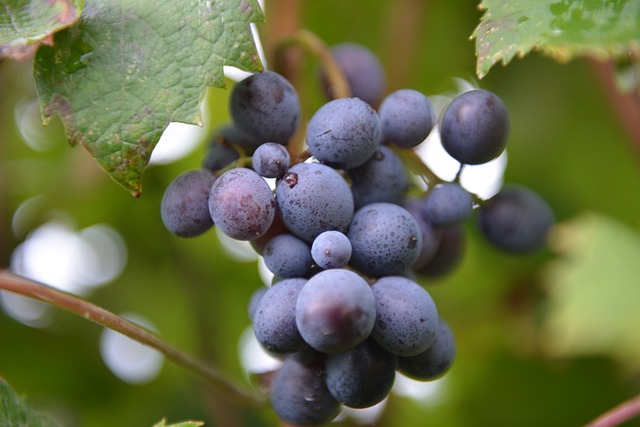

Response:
(208, 167), (275, 241)
(295, 269), (376, 354)
(306, 97), (381, 170)
(252, 278), (308, 354)
(161, 169), (216, 238)
(276, 162), (354, 242)
(311, 230), (352, 270)
(229, 71), (301, 145)
(379, 89), (436, 148)
(347, 202), (422, 277)
(263, 234), (312, 278)
(370, 276), (439, 357)
(439, 89), (510, 165)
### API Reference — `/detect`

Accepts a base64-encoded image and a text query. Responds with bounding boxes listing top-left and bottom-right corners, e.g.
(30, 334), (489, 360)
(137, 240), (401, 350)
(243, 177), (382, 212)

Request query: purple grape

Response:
(311, 230), (352, 270)
(370, 276), (439, 357)
(347, 202), (422, 277)
(295, 269), (376, 353)
(349, 145), (409, 209)
(247, 286), (267, 322)
(477, 185), (554, 253)
(270, 357), (341, 425)
(276, 162), (354, 242)
(208, 168), (275, 240)
(229, 71), (301, 145)
(263, 234), (312, 278)
(379, 89), (436, 148)
(422, 183), (474, 227)
(325, 339), (396, 408)
(322, 42), (386, 106)
(252, 142), (290, 178)
(402, 198), (441, 270)
(205, 122), (260, 157)
(416, 225), (466, 278)
(161, 169), (216, 238)
(306, 97), (381, 170)
(397, 319), (456, 381)
(252, 278), (308, 354)
(439, 89), (510, 165)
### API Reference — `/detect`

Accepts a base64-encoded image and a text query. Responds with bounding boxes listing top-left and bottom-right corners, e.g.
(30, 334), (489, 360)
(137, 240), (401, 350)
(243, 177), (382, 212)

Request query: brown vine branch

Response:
(584, 394), (640, 427)
(0, 269), (266, 409)
(274, 28), (351, 100)
(590, 59), (640, 158)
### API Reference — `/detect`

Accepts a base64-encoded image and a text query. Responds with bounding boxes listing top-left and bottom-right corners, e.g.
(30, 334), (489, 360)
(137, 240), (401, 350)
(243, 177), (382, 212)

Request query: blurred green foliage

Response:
(1, 1), (640, 426)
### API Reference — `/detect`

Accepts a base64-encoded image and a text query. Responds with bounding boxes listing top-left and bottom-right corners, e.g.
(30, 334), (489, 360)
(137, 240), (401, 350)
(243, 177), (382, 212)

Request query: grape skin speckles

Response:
(230, 71), (301, 145)
(276, 162), (354, 242)
(306, 97), (381, 170)
(347, 202), (422, 277)
(208, 168), (275, 241)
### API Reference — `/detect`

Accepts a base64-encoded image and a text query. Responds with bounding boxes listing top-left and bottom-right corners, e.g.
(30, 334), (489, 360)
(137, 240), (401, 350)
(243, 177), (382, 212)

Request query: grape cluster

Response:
(160, 42), (555, 425)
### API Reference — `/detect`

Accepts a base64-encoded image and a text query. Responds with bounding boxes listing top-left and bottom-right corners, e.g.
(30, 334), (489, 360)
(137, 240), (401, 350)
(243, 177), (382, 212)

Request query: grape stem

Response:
(584, 394), (640, 427)
(391, 146), (442, 187)
(0, 269), (266, 409)
(274, 28), (351, 100)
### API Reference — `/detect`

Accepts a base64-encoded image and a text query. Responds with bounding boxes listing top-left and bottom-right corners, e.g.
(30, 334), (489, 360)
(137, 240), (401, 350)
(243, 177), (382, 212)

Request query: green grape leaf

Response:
(0, 378), (60, 427)
(542, 213), (640, 368)
(152, 419), (204, 427)
(0, 0), (83, 61)
(33, 0), (264, 196)
(473, 0), (640, 79)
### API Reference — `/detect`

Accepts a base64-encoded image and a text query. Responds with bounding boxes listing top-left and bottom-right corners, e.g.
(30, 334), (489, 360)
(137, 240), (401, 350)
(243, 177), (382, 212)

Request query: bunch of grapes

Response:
(160, 43), (555, 425)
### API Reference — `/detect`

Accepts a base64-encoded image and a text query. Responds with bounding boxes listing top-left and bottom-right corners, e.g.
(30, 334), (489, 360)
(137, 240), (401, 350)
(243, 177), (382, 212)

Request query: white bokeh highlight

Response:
(99, 313), (164, 384)
(215, 227), (259, 263)
(392, 372), (446, 405)
(2, 215), (127, 327)
(149, 122), (204, 165)
(238, 324), (282, 377)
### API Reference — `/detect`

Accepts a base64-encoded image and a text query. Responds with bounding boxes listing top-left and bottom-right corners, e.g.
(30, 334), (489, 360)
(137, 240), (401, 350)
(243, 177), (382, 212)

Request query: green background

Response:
(1, 1), (640, 426)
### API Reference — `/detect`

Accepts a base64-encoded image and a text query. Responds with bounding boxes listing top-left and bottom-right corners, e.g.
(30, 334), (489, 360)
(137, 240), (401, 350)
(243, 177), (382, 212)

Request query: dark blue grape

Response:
(370, 276), (439, 357)
(325, 339), (396, 408)
(263, 234), (312, 278)
(249, 212), (288, 256)
(276, 162), (354, 242)
(205, 122), (260, 157)
(347, 202), (422, 277)
(252, 278), (308, 354)
(422, 183), (474, 227)
(161, 169), (216, 238)
(208, 168), (275, 241)
(229, 71), (301, 145)
(202, 141), (239, 173)
(416, 225), (466, 278)
(477, 185), (554, 253)
(379, 89), (436, 148)
(397, 319), (456, 381)
(439, 89), (510, 165)
(402, 198), (441, 270)
(248, 286), (267, 322)
(295, 269), (376, 353)
(322, 42), (386, 106)
(252, 142), (290, 178)
(311, 230), (352, 270)
(270, 357), (341, 426)
(306, 97), (381, 170)
(349, 145), (408, 209)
